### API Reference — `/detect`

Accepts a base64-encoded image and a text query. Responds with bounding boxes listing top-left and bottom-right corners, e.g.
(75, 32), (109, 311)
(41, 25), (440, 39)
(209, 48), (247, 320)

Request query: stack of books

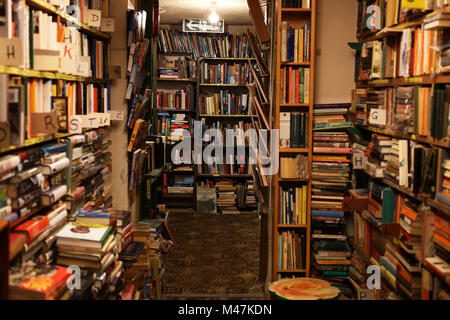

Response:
(436, 150), (450, 207)
(158, 57), (196, 79)
(216, 181), (238, 214)
(236, 181), (257, 209)
(424, 214), (450, 283)
(313, 104), (351, 130)
(310, 104), (352, 295)
(156, 113), (194, 140)
(55, 215), (118, 274)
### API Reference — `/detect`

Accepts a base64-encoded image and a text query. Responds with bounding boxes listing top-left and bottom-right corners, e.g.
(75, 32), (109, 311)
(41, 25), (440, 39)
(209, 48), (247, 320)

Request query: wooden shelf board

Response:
(157, 109), (197, 113)
(27, 0), (111, 40)
(427, 199), (450, 220)
(277, 269), (307, 273)
(200, 83), (249, 87)
(157, 78), (196, 82)
(281, 62), (311, 66)
(200, 57), (256, 61)
(280, 148), (309, 153)
(278, 178), (309, 183)
(280, 103), (310, 107)
(197, 174), (252, 179)
(199, 114), (257, 118)
(278, 224), (308, 228)
(357, 125), (450, 149)
(0, 65), (108, 84)
(281, 8), (312, 12)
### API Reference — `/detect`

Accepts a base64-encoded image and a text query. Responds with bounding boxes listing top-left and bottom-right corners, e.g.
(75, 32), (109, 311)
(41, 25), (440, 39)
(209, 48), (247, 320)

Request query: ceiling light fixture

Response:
(209, 1), (219, 23)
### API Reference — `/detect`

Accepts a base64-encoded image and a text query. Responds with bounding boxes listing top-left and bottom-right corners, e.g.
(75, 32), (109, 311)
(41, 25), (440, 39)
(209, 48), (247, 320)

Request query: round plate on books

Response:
(269, 277), (340, 300)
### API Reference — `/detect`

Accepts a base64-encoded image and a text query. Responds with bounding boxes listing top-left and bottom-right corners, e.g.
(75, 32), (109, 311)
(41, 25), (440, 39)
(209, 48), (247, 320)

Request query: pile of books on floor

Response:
(311, 209), (352, 296)
(216, 181), (239, 214)
(124, 218), (173, 298)
(54, 208), (128, 299)
(311, 103), (353, 296)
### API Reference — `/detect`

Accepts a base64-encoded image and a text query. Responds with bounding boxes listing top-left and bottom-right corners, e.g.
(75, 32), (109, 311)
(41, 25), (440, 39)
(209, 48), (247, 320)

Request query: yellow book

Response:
(128, 119), (143, 152)
(299, 29), (304, 63)
(29, 79), (37, 137)
(302, 185), (307, 225)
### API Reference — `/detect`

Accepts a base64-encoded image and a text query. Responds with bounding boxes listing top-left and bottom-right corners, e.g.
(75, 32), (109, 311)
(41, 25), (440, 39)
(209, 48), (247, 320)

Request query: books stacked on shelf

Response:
(163, 173), (194, 195)
(311, 104), (353, 296)
(280, 112), (308, 148)
(436, 149), (450, 206)
(236, 181), (257, 209)
(313, 104), (351, 130)
(200, 156), (248, 175)
(282, 0), (311, 9)
(157, 86), (196, 110)
(158, 56), (196, 79)
(156, 113), (194, 140)
(353, 88), (389, 128)
(200, 62), (253, 85)
(199, 91), (250, 115)
(278, 185), (307, 225)
(61, 0), (110, 27)
(280, 67), (310, 104)
(158, 30), (252, 59)
(313, 132), (352, 154)
(125, 10), (149, 100)
(422, 213), (450, 299)
(348, 250), (371, 293)
(356, 0), (440, 35)
(63, 129), (112, 217)
(280, 22), (311, 63)
(216, 181), (239, 214)
(277, 230), (306, 271)
(280, 155), (308, 179)
(1, 0), (110, 75)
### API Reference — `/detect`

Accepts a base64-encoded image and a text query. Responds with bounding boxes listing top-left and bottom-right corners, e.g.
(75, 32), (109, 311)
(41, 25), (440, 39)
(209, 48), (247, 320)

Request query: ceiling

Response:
(159, 0), (254, 25)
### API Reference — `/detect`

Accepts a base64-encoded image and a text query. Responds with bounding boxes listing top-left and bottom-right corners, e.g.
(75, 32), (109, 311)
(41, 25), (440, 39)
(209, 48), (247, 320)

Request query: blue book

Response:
(379, 257), (396, 276)
(311, 210), (345, 218)
(41, 144), (67, 155)
(287, 27), (293, 62)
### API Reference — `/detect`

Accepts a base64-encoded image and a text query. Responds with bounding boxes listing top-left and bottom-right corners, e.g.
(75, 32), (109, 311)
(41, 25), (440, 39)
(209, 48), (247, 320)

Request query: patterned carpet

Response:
(162, 211), (264, 296)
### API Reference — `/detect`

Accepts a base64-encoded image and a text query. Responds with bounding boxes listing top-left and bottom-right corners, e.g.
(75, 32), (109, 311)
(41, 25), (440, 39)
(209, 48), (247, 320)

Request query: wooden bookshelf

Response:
(272, 0), (315, 280)
(352, 2), (450, 300)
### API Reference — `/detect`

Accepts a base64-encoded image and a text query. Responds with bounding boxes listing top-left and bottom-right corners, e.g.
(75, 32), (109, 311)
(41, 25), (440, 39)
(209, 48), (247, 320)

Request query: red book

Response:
(295, 69), (300, 104)
(9, 233), (27, 261)
(288, 67), (293, 104)
(93, 87), (98, 112)
(9, 264), (71, 300)
(14, 216), (50, 244)
(121, 283), (135, 300)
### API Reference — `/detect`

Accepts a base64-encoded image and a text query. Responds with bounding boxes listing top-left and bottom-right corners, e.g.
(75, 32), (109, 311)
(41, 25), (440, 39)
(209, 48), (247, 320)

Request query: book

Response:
(9, 262), (71, 300)
(56, 222), (113, 249)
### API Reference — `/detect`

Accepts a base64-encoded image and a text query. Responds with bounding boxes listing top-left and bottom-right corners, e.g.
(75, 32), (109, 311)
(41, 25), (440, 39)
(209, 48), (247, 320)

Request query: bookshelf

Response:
(272, 0), (316, 280)
(348, 0), (450, 300)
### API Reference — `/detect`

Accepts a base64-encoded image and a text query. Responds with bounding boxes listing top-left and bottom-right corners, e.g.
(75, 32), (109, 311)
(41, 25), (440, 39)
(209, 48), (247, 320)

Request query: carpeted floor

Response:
(162, 211), (264, 296)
